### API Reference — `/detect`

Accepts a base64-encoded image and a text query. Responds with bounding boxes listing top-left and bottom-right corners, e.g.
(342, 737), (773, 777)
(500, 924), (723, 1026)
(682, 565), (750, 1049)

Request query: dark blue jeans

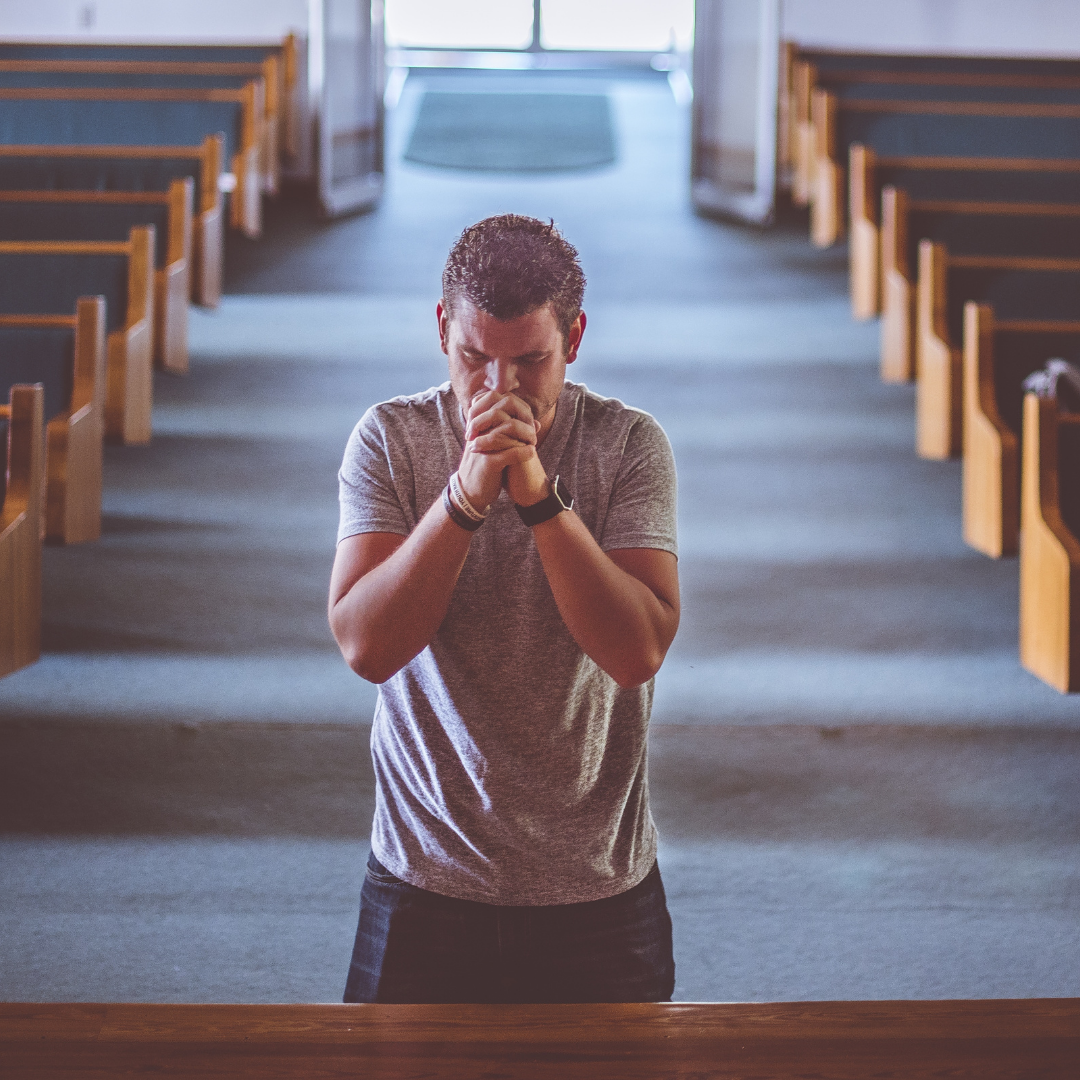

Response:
(343, 851), (675, 1003)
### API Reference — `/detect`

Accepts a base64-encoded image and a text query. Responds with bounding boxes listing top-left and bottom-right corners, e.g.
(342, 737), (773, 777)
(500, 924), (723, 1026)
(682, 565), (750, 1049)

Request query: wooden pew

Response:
(0, 57), (283, 192)
(0, 64), (276, 196)
(0, 181), (191, 374)
(0, 35), (299, 165)
(916, 243), (1080, 459)
(1020, 369), (1080, 692)
(1, 999), (1078, 1078)
(0, 137), (223, 307)
(963, 306), (1080, 558)
(810, 89), (1080, 249)
(0, 87), (262, 238)
(0, 228), (154, 445)
(0, 298), (105, 545)
(791, 51), (1080, 210)
(849, 144), (1080, 320)
(880, 189), (1080, 382)
(0, 384), (44, 680)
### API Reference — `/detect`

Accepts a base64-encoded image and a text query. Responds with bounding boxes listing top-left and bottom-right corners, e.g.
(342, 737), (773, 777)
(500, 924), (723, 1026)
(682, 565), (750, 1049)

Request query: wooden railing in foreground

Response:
(1, 1000), (1078, 1079)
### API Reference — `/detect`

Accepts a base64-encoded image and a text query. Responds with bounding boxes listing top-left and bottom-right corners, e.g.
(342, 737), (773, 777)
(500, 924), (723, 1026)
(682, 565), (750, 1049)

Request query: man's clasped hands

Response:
(458, 390), (551, 511)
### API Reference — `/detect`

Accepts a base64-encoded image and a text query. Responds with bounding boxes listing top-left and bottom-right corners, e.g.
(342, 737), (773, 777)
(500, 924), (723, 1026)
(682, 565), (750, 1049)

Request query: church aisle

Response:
(1, 70), (1078, 1003)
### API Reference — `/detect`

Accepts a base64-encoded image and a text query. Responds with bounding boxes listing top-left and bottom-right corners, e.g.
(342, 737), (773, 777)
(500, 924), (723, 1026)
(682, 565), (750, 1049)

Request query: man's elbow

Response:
(608, 644), (669, 689)
(339, 639), (398, 684)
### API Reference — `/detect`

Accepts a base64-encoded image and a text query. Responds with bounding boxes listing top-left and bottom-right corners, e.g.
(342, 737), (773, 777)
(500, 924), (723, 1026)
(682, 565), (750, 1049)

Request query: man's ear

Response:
(437, 300), (450, 356)
(564, 311), (587, 366)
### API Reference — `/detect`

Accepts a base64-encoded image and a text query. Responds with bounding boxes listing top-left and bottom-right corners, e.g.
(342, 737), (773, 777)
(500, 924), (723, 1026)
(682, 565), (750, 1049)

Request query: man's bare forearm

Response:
(531, 510), (679, 688)
(330, 499), (472, 683)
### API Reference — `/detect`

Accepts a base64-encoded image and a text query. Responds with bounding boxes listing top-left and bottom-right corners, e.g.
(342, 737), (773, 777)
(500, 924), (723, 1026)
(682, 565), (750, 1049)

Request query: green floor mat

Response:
(404, 91), (616, 172)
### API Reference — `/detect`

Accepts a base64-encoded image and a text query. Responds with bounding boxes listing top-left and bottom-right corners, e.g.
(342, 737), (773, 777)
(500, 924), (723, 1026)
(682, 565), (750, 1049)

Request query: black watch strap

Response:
(516, 475), (574, 527)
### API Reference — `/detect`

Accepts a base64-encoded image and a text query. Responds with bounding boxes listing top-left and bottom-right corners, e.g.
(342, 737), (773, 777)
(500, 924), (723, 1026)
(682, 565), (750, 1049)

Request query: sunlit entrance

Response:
(385, 0), (694, 54)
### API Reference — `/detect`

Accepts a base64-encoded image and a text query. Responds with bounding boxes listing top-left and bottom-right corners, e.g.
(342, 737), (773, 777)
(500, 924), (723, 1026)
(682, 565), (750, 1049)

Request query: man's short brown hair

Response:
(442, 214), (586, 341)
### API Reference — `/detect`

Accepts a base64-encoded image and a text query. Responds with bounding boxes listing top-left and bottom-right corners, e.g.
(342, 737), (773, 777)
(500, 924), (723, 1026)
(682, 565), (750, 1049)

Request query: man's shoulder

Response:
(570, 382), (669, 446)
(356, 383), (454, 442)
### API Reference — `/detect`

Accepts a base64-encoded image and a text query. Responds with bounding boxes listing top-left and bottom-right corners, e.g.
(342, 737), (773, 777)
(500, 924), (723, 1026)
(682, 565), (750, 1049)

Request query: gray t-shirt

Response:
(337, 379), (678, 905)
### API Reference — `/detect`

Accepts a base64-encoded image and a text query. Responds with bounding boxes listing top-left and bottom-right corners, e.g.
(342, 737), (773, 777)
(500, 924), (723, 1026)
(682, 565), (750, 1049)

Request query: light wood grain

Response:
(1020, 394), (1080, 692)
(962, 303), (1018, 557)
(880, 185), (914, 382)
(154, 177), (192, 373)
(0, 385), (44, 679)
(848, 144), (880, 318)
(810, 89), (844, 246)
(916, 240), (962, 458)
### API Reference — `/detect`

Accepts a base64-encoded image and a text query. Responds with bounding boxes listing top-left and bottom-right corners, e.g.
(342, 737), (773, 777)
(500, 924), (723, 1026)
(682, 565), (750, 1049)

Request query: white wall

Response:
(0, 0), (308, 43)
(782, 0), (1080, 59)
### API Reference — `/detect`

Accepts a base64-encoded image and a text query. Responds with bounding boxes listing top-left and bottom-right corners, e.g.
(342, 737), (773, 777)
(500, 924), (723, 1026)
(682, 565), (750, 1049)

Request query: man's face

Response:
(438, 298), (585, 440)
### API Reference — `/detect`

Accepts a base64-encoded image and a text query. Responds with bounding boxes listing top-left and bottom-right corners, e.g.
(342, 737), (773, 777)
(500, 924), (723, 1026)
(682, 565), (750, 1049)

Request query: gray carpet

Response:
(404, 90), (616, 171)
(1, 70), (1078, 1004)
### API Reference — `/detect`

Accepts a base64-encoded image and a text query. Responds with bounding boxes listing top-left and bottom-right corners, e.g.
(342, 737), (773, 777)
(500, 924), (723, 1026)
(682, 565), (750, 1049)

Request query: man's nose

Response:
(485, 360), (518, 394)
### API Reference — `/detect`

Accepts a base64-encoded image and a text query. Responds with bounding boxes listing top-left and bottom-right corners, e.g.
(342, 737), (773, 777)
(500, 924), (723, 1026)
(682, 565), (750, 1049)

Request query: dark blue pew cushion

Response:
(946, 267), (1080, 344)
(0, 99), (241, 160)
(0, 71), (253, 91)
(0, 251), (127, 332)
(0, 326), (73, 423)
(0, 202), (169, 268)
(0, 155), (206, 208)
(1060, 415), (1080, 540)
(880, 168), (1080, 204)
(994, 332), (1080, 438)
(840, 111), (1080, 160)
(806, 53), (1080, 78)
(909, 213), (1080, 270)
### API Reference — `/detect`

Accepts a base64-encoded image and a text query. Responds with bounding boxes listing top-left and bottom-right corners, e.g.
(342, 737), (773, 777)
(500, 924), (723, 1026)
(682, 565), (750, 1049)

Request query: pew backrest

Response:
(0, 182), (190, 271)
(0, 137), (221, 218)
(0, 89), (257, 169)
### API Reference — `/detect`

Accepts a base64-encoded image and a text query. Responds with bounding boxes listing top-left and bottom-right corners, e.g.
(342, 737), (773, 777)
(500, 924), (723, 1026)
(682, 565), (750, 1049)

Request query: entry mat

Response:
(404, 91), (616, 172)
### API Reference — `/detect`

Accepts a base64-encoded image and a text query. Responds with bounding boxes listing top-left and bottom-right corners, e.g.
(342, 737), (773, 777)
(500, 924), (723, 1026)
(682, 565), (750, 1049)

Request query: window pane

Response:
(540, 0), (694, 52)
(386, 0), (534, 50)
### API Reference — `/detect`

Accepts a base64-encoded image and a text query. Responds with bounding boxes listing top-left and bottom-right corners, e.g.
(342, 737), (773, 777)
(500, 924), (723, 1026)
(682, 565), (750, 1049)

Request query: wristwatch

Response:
(516, 475), (574, 526)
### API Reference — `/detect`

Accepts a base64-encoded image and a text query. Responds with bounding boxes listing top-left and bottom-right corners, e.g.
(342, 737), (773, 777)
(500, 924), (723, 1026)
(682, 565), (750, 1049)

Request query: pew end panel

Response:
(962, 303), (1018, 557)
(47, 297), (106, 544)
(1020, 392), (1080, 692)
(108, 225), (156, 445)
(849, 143), (880, 318)
(916, 240), (962, 458)
(810, 88), (845, 247)
(194, 133), (224, 307)
(880, 185), (914, 382)
(0, 383), (44, 678)
(155, 177), (192, 374)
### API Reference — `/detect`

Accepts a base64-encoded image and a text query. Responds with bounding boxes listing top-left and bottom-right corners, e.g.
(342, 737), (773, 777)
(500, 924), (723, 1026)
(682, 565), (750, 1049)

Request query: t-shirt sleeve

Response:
(337, 407), (411, 543)
(599, 413), (678, 557)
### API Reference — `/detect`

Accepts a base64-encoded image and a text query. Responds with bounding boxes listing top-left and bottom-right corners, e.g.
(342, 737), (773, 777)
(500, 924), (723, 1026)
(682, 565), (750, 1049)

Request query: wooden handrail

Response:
(0, 314), (76, 327)
(0, 59), (267, 75)
(909, 198), (1080, 215)
(0, 189), (169, 204)
(0, 240), (130, 255)
(876, 155), (1080, 171)
(0, 86), (254, 104)
(947, 254), (1080, 271)
(815, 69), (1080, 90)
(2, 1000), (1080, 1078)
